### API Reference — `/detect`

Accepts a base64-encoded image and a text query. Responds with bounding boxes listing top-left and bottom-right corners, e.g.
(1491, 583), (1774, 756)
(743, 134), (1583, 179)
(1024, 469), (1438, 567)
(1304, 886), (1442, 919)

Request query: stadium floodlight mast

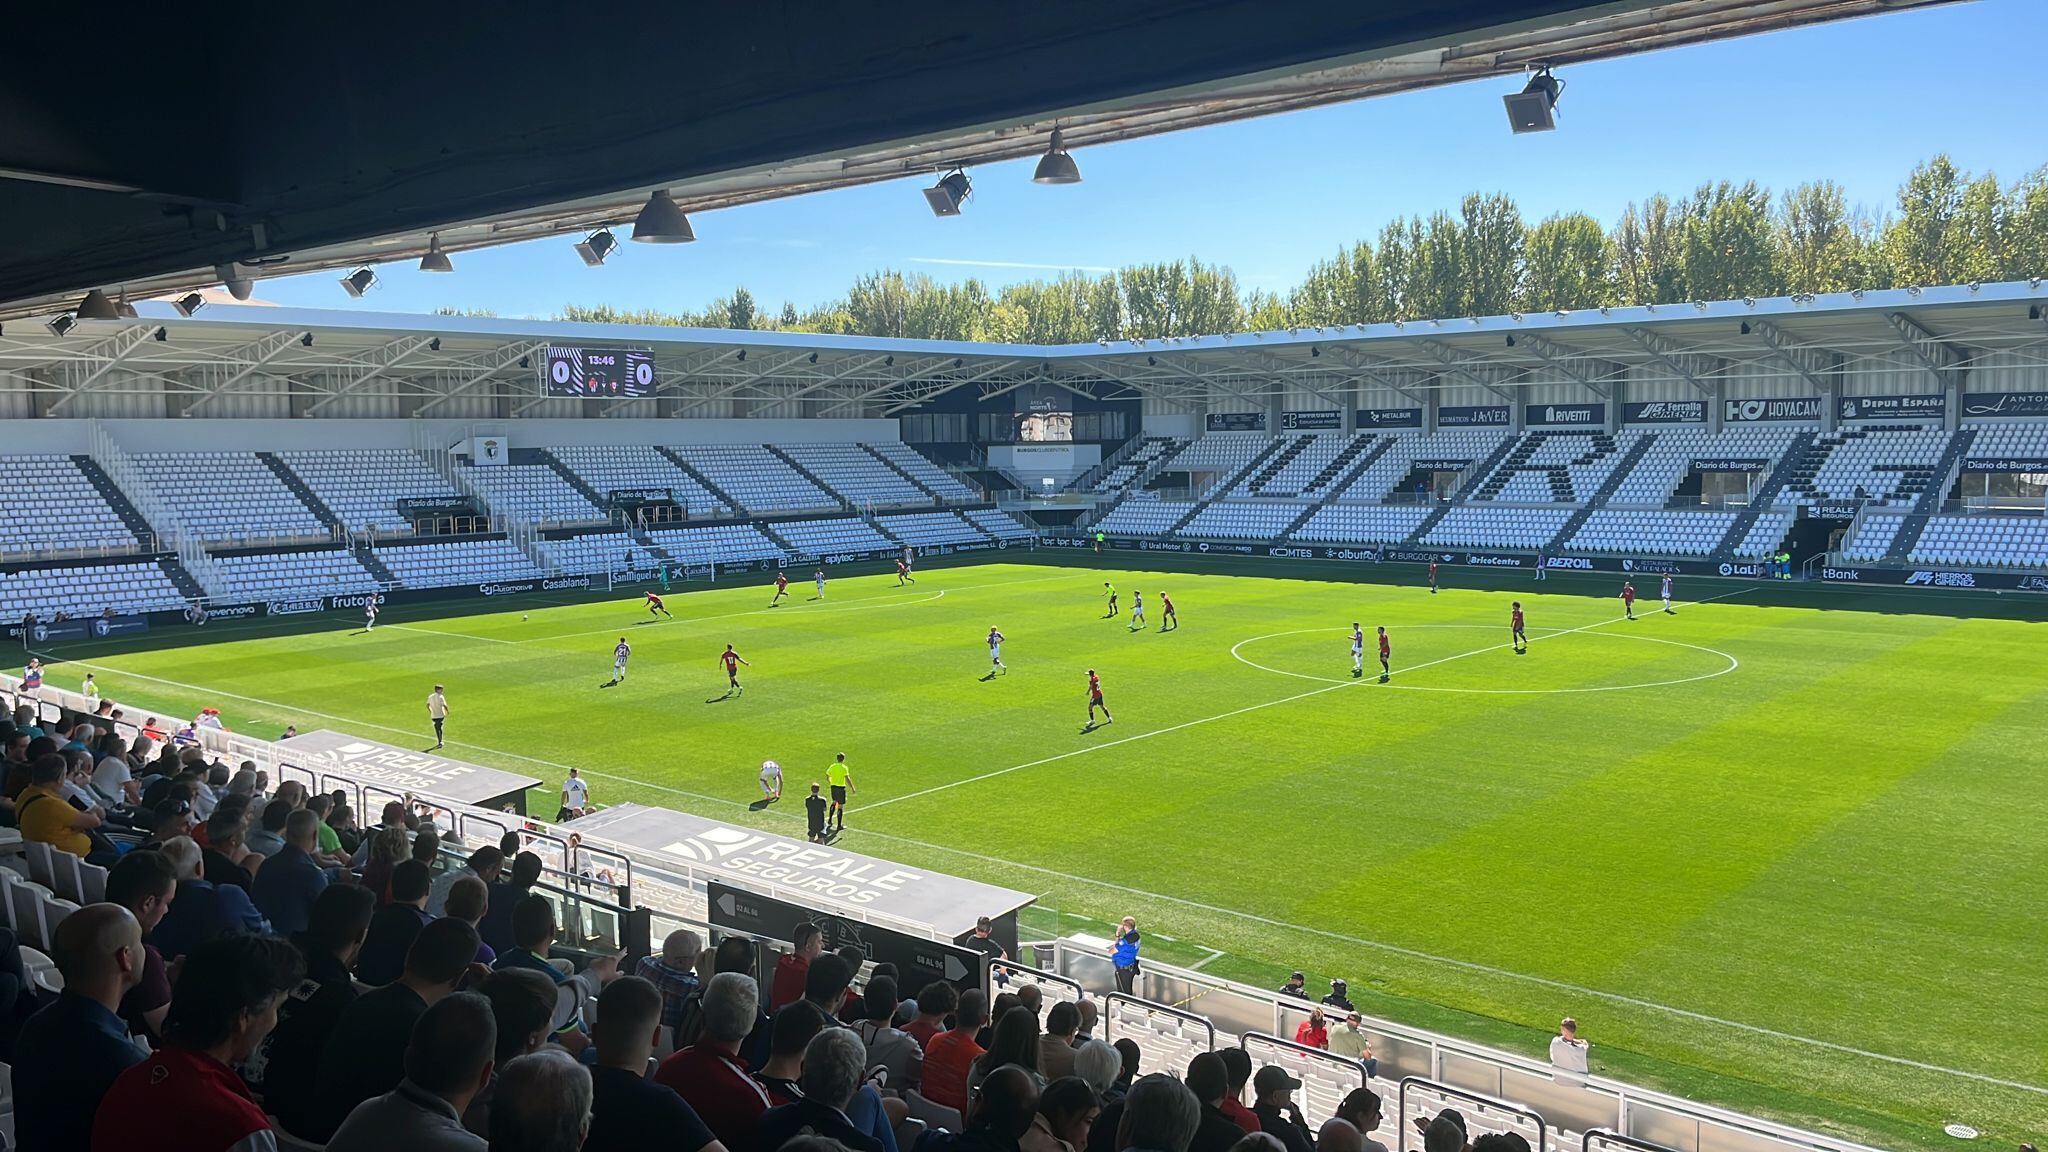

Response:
(73, 289), (119, 320)
(574, 228), (619, 265)
(1031, 128), (1081, 185)
(171, 291), (207, 316)
(630, 190), (696, 243)
(924, 168), (972, 217)
(1503, 66), (1563, 133)
(419, 233), (454, 273)
(338, 267), (378, 298)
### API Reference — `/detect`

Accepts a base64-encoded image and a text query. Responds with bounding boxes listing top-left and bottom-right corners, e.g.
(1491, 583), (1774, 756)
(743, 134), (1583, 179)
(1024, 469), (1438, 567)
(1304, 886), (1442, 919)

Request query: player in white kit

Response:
(1351, 623), (1366, 678)
(609, 637), (631, 685)
(987, 626), (1007, 675)
(1661, 574), (1675, 614)
(759, 759), (783, 802)
(364, 601), (378, 631)
(814, 569), (827, 600)
(1127, 590), (1146, 633)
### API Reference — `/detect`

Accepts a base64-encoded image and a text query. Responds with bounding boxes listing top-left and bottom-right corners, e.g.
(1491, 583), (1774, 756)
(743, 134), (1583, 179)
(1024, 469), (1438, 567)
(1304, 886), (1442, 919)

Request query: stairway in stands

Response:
(535, 450), (613, 513)
(353, 546), (400, 586)
(652, 447), (745, 514)
(1243, 436), (1311, 494)
(1884, 427), (1978, 562)
(255, 453), (344, 529)
(1398, 433), (1524, 545)
(157, 559), (207, 601)
(1709, 430), (1817, 560)
(858, 444), (941, 501)
(761, 445), (849, 510)
(1280, 437), (1393, 538)
(1164, 438), (1292, 534)
(1545, 433), (1658, 552)
(70, 456), (157, 545)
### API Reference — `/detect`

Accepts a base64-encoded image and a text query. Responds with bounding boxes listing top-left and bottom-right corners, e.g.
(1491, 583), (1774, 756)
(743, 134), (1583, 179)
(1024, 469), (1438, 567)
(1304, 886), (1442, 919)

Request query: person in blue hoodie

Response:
(1110, 916), (1141, 995)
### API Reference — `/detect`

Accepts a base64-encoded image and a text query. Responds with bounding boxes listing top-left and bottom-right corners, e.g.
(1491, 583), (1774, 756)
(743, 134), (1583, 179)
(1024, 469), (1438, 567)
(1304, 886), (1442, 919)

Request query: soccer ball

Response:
(522, 614), (529, 621)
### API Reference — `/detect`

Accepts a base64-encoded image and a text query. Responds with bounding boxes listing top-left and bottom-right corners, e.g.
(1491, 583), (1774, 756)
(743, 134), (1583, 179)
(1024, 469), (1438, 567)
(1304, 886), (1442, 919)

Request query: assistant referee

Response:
(826, 753), (856, 834)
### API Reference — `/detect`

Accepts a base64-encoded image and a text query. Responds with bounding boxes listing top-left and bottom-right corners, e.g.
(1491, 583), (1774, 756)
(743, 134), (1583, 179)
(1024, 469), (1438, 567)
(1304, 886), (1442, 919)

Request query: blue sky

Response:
(259, 0), (2043, 320)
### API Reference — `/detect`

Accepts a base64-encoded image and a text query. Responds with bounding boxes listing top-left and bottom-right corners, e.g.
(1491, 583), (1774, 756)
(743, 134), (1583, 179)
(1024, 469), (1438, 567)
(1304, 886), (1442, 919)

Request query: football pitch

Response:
(37, 557), (2048, 1149)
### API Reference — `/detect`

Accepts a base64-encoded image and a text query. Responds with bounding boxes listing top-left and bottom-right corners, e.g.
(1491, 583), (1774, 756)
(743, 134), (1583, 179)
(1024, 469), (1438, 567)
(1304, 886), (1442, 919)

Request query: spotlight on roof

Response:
(215, 264), (253, 300)
(808, 352), (818, 364)
(1504, 67), (1563, 133)
(46, 314), (76, 337)
(1311, 346), (1320, 358)
(301, 332), (315, 347)
(153, 327), (167, 342)
(419, 234), (454, 273)
(883, 356), (894, 368)
(74, 289), (119, 320)
(630, 191), (696, 243)
(172, 292), (207, 317)
(1032, 128), (1081, 185)
(574, 228), (618, 266)
(517, 354), (530, 369)
(115, 291), (138, 319)
(428, 337), (442, 352)
(735, 349), (746, 362)
(338, 268), (377, 298)
(924, 169), (972, 217)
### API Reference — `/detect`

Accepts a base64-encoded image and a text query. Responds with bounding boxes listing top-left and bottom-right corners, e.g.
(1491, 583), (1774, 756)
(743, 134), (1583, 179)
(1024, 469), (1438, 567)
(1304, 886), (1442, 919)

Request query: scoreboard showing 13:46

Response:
(543, 346), (659, 397)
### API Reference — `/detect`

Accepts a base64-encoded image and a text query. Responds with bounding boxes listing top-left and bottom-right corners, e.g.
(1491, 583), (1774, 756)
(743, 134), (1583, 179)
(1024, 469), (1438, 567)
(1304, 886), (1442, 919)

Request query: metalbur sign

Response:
(1355, 407), (1423, 429)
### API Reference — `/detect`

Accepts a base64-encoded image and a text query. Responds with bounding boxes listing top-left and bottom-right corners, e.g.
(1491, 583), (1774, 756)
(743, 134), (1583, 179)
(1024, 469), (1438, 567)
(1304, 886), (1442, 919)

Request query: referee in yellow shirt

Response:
(825, 752), (855, 833)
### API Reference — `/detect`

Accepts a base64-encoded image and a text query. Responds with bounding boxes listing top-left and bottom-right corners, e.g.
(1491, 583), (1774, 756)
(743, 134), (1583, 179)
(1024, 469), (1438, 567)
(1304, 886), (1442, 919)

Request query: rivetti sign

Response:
(1524, 403), (1605, 427)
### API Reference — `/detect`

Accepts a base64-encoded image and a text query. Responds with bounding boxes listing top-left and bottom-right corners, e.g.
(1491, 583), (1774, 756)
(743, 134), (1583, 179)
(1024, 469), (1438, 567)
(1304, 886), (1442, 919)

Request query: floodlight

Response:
(338, 268), (377, 298)
(428, 337), (441, 352)
(630, 191), (695, 243)
(1032, 128), (1081, 185)
(1503, 68), (1562, 133)
(216, 264), (253, 299)
(301, 332), (315, 347)
(153, 327), (167, 342)
(574, 228), (618, 265)
(419, 234), (454, 273)
(74, 289), (118, 320)
(172, 292), (207, 316)
(47, 314), (76, 337)
(924, 169), (972, 217)
(115, 291), (138, 319)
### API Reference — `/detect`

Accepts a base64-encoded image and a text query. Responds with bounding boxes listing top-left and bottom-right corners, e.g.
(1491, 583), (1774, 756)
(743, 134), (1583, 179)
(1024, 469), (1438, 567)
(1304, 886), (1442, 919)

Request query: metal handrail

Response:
(1103, 990), (1218, 1052)
(1583, 1130), (1682, 1152)
(1397, 1076), (1547, 1152)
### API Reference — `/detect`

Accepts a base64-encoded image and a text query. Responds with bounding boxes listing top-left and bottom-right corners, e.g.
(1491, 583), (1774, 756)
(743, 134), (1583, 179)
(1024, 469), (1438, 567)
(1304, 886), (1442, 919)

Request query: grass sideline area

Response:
(30, 556), (2048, 1149)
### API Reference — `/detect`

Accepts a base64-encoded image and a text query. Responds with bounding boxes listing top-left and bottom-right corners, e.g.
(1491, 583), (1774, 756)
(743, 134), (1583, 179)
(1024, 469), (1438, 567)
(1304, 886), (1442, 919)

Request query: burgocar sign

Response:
(1726, 396), (1822, 423)
(1839, 393), (1945, 420)
(1622, 400), (1706, 424)
(1525, 403), (1605, 427)
(1438, 404), (1510, 427)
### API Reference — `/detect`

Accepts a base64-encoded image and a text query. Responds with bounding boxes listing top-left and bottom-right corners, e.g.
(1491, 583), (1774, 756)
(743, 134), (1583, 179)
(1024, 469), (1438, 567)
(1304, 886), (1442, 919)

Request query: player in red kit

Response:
(645, 591), (672, 618)
(1158, 592), (1177, 632)
(719, 644), (751, 694)
(1428, 560), (1439, 594)
(769, 571), (789, 607)
(1510, 602), (1528, 654)
(1085, 668), (1113, 728)
(896, 558), (915, 585)
(1377, 626), (1391, 683)
(1621, 580), (1637, 620)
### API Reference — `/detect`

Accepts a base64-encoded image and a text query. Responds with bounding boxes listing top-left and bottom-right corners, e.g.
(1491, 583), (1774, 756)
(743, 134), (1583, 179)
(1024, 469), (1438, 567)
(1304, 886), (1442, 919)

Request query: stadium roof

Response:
(3, 281), (2042, 417)
(1, 0), (1954, 322)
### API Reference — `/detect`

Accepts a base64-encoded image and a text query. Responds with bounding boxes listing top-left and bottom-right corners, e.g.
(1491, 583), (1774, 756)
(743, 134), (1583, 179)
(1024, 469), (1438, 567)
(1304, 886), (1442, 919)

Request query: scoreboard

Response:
(543, 346), (658, 397)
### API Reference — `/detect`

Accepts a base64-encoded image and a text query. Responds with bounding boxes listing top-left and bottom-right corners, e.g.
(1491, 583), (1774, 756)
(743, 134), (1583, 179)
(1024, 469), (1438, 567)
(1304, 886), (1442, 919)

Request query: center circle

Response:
(1229, 624), (1738, 695)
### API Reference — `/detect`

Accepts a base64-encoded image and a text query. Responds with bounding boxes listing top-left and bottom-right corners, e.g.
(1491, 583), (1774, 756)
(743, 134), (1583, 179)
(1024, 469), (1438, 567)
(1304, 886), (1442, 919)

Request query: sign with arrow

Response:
(707, 880), (984, 994)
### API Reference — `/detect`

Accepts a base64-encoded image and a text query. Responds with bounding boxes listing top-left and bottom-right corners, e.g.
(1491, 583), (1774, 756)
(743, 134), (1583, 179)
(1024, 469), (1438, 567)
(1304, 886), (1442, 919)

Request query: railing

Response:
(0, 536), (164, 563)
(88, 420), (227, 597)
(1398, 1077), (1547, 1152)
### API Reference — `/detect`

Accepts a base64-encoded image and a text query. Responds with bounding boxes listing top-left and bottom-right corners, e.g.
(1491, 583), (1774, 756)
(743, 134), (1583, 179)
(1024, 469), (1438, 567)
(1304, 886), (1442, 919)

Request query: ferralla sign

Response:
(1622, 400), (1706, 424)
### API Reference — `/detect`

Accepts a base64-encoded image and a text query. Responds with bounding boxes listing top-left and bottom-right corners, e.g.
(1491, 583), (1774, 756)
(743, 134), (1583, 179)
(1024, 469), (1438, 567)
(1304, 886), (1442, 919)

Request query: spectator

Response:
(1228, 1137), (1287, 1152)
(753, 1001), (826, 1104)
(929, 1064), (1041, 1152)
(1072, 1039), (1121, 1102)
(1251, 1068), (1315, 1152)
(1016, 983), (1043, 1018)
(1109, 918), (1141, 995)
(141, 794), (195, 847)
(358, 858), (436, 984)
(904, 979), (957, 1048)
(585, 976), (726, 1152)
(1422, 1116), (1467, 1152)
(1074, 998), (1098, 1044)
(973, 1005), (1046, 1095)
(1112, 1040), (1142, 1096)
(756, 1027), (884, 1152)
(1471, 1136), (1529, 1152)
(771, 921), (822, 1010)
(90, 734), (141, 807)
(1293, 1007), (1329, 1050)
(251, 808), (330, 937)
(352, 800), (412, 868)
(90, 934), (305, 1152)
(656, 972), (774, 1152)
(678, 934), (762, 1053)
(1334, 1090), (1388, 1152)
(14, 904), (146, 1152)
(983, 992), (1020, 1048)
(447, 876), (496, 964)
(18, 751), (112, 864)
(361, 825), (413, 903)
(922, 987), (989, 1112)
(106, 849), (178, 1041)
(246, 798), (291, 857)
(494, 893), (570, 984)
(1320, 981), (1353, 1012)
(413, 826), (443, 871)
(431, 845), (503, 917)
(466, 968), (563, 1138)
(152, 835), (268, 961)
(1025, 1075), (1099, 1152)
(261, 884), (379, 1143)
(803, 951), (855, 1018)
(1278, 973), (1308, 1000)
(1317, 1121), (1364, 1152)
(1184, 1052), (1252, 1152)
(1040, 1001), (1080, 1079)
(311, 917), (483, 1141)
(1117, 1073), (1201, 1152)
(852, 974), (922, 1090)
(636, 928), (704, 1033)
(1549, 1018), (1588, 1076)
(1327, 1014), (1375, 1075)
(1216, 1048), (1258, 1135)
(489, 1050), (593, 1152)
(327, 992), (496, 1152)
(479, 851), (543, 957)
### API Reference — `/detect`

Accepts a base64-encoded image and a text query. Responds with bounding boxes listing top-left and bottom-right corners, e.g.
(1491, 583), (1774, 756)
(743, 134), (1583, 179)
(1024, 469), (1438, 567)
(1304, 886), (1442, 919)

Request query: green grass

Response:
(36, 558), (2048, 1150)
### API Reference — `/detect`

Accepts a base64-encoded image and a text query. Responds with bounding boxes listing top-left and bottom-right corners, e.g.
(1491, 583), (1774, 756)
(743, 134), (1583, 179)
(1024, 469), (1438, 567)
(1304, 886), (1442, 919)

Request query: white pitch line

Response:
(50, 640), (2048, 1098)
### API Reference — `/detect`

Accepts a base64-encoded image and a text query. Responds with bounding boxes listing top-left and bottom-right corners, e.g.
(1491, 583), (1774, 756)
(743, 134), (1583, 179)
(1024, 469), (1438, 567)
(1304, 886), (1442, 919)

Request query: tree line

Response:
(513, 155), (2047, 343)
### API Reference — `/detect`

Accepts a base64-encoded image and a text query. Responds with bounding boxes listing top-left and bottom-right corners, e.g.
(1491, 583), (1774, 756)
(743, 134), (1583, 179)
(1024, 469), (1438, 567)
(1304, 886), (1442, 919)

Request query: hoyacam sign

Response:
(1437, 405), (1510, 427)
(1725, 396), (1822, 423)
(1622, 400), (1706, 424)
(1524, 403), (1605, 427)
(1839, 393), (1945, 420)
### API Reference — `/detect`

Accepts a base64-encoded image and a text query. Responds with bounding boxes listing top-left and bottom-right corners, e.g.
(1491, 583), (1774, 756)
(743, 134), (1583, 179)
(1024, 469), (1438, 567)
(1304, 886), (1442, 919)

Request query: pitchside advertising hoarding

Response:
(1961, 392), (2048, 419)
(4, 614), (148, 643)
(1355, 407), (1423, 429)
(1725, 396), (1822, 423)
(1622, 400), (1706, 424)
(1437, 404), (1510, 427)
(705, 881), (986, 993)
(1205, 412), (1267, 432)
(1838, 393), (1946, 421)
(1962, 457), (2048, 473)
(1280, 410), (1341, 430)
(1524, 403), (1605, 427)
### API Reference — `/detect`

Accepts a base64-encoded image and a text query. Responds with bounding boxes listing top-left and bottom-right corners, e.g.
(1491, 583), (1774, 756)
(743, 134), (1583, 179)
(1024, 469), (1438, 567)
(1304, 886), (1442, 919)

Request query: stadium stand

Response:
(1466, 431), (1632, 504)
(1231, 433), (1354, 497)
(1604, 426), (1810, 507)
(964, 508), (1037, 540)
(457, 459), (605, 525)
(1335, 429), (1511, 501)
(1778, 424), (1951, 507)
(212, 549), (379, 599)
(0, 456), (144, 556)
(1565, 511), (1738, 557)
(1181, 500), (1311, 540)
(132, 452), (330, 542)
(1424, 507), (1575, 550)
(1734, 511), (1798, 559)
(869, 441), (980, 501)
(1291, 504), (1433, 545)
(1908, 514), (2048, 567)
(1076, 436), (1184, 494)
(375, 537), (543, 588)
(875, 511), (989, 547)
(2, 560), (188, 618)
(643, 522), (789, 567)
(765, 516), (896, 557)
(548, 445), (728, 518)
(1094, 499), (1196, 536)
(1162, 433), (1274, 486)
(779, 443), (928, 507)
(669, 445), (838, 514)
(279, 449), (467, 534)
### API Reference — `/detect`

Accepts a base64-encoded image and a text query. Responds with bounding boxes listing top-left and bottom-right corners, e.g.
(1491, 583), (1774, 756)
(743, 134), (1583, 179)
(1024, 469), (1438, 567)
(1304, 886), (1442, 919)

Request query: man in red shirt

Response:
(656, 972), (773, 1149)
(1086, 669), (1113, 729)
(769, 571), (789, 607)
(1511, 601), (1528, 654)
(92, 933), (305, 1152)
(1376, 626), (1391, 684)
(1621, 580), (1637, 620)
(919, 987), (989, 1115)
(1293, 1006), (1330, 1050)
(769, 923), (821, 1011)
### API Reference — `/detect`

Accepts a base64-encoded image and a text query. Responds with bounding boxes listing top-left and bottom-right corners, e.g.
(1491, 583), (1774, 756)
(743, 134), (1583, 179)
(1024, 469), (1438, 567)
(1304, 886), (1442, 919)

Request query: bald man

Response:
(15, 903), (146, 1152)
(1319, 1119), (1366, 1152)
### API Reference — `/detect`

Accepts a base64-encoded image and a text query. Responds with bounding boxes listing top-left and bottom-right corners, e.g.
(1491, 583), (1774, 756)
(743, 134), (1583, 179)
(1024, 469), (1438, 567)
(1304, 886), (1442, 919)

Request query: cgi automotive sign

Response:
(1725, 396), (1822, 423)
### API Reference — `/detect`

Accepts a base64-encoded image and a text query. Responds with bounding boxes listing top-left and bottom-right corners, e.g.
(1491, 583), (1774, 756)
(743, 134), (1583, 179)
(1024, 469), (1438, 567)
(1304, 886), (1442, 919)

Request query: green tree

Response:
(1777, 181), (1873, 294)
(723, 287), (758, 331)
(1459, 193), (1525, 315)
(1520, 213), (1611, 311)
(2005, 166), (2048, 280)
(1608, 195), (1684, 305)
(1676, 180), (1780, 300)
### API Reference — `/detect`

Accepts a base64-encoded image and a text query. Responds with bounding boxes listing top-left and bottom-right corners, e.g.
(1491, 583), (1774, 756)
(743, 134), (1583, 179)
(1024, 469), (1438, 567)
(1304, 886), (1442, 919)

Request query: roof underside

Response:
(2, 282), (2041, 418)
(0, 0), (1954, 322)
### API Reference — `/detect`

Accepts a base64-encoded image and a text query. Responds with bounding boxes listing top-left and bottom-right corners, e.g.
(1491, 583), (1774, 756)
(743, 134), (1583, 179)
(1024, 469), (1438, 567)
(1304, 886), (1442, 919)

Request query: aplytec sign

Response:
(279, 730), (542, 808)
(708, 881), (984, 992)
